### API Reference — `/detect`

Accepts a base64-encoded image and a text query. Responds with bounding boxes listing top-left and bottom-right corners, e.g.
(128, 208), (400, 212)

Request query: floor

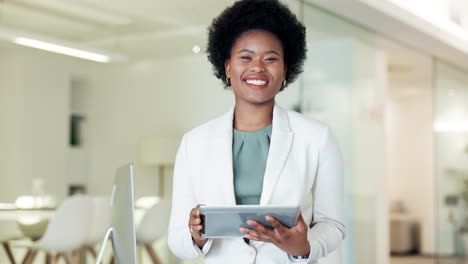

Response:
(391, 256), (468, 264)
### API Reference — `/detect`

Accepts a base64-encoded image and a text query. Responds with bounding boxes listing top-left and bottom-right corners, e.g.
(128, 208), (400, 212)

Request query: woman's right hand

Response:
(189, 204), (208, 248)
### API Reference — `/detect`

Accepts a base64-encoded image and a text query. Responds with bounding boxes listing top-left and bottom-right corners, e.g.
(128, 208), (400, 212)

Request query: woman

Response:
(168, 0), (345, 263)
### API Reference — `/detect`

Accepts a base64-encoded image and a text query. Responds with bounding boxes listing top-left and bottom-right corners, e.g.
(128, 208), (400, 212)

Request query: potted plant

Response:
(445, 165), (468, 256)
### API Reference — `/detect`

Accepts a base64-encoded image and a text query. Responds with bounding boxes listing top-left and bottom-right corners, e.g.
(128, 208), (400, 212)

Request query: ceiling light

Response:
(0, 26), (127, 63)
(14, 37), (110, 62)
(192, 45), (201, 54)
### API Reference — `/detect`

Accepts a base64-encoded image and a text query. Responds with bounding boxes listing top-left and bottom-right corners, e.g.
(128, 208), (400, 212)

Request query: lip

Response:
(243, 75), (270, 89)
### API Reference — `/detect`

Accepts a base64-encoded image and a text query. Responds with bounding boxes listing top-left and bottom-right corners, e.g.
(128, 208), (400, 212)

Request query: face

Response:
(225, 30), (287, 106)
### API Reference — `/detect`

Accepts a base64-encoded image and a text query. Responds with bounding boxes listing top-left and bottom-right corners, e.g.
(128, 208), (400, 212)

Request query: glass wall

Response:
(302, 3), (388, 264)
(434, 60), (468, 261)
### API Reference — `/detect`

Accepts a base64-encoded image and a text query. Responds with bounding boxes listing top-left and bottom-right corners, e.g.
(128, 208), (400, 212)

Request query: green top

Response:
(232, 125), (272, 205)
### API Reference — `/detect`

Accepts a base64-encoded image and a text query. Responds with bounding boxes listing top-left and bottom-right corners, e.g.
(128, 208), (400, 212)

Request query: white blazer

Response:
(168, 103), (346, 264)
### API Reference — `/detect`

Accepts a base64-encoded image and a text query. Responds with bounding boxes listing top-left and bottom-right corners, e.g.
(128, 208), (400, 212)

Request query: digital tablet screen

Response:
(199, 205), (299, 238)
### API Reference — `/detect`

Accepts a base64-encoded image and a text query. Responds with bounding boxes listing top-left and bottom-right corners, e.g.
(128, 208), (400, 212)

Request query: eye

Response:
(241, 56), (252, 60)
(265, 57), (278, 61)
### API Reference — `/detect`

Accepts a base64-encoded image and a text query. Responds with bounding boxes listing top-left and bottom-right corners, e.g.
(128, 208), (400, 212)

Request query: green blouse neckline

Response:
(233, 124), (272, 135)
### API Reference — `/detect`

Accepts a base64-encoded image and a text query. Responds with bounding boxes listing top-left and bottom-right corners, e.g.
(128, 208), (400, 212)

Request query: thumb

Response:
(195, 204), (205, 216)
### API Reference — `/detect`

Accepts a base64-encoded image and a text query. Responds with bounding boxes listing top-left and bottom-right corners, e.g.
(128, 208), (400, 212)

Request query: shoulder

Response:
(283, 109), (340, 153)
(284, 108), (329, 135)
(182, 112), (229, 143)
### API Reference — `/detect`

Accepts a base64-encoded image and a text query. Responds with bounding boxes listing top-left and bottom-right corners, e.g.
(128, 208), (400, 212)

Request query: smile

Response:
(245, 79), (268, 85)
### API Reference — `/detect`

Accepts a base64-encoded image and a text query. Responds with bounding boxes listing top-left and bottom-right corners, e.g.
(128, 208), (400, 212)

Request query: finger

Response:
(190, 217), (201, 225)
(247, 220), (273, 236)
(189, 224), (195, 234)
(195, 204), (204, 217)
(190, 207), (199, 219)
(192, 224), (203, 231)
(190, 204), (205, 223)
(189, 206), (202, 232)
(266, 216), (287, 233)
(240, 227), (260, 237)
(241, 227), (272, 241)
(243, 231), (268, 242)
(190, 224), (204, 237)
(244, 232), (272, 242)
(244, 234), (262, 241)
(188, 208), (197, 227)
(246, 234), (267, 241)
(241, 226), (275, 243)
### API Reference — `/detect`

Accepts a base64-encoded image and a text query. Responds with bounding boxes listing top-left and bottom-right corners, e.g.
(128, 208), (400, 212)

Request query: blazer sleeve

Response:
(302, 126), (346, 262)
(167, 134), (213, 259)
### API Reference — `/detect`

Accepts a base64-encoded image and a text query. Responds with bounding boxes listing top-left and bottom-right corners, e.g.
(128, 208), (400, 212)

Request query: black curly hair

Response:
(207, 0), (306, 91)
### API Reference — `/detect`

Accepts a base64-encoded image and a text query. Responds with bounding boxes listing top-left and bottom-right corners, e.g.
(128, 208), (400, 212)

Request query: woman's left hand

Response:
(240, 211), (310, 257)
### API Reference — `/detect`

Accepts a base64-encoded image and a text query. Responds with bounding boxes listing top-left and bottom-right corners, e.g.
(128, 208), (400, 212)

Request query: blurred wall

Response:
(0, 48), (91, 202)
(386, 53), (435, 254)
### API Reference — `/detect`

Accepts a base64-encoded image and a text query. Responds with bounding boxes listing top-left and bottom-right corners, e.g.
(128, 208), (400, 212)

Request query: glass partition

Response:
(302, 3), (388, 264)
(434, 60), (468, 261)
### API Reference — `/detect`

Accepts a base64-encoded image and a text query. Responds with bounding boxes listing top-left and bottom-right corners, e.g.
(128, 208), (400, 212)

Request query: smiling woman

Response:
(225, 30), (286, 112)
(167, 0), (346, 263)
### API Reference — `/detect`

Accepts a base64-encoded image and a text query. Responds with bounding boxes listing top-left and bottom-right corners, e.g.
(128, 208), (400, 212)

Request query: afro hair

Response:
(207, 0), (307, 90)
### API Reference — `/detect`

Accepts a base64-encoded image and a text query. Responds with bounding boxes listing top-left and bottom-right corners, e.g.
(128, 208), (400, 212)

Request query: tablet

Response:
(199, 205), (299, 238)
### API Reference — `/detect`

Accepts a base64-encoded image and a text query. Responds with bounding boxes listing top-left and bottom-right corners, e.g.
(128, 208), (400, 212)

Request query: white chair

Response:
(0, 220), (24, 264)
(20, 195), (93, 264)
(136, 199), (171, 264)
(1, 236), (21, 264)
(82, 197), (111, 262)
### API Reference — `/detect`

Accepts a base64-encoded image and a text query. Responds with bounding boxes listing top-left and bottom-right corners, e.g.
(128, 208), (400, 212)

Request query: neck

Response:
(233, 100), (274, 132)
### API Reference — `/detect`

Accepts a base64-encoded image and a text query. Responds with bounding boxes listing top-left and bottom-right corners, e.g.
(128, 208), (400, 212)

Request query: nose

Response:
(249, 59), (266, 72)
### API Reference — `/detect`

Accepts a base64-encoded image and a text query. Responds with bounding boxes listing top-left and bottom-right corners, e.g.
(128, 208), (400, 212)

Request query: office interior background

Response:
(0, 0), (468, 263)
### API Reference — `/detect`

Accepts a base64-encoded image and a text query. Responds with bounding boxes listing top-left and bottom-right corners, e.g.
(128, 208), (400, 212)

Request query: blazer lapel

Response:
(211, 103), (293, 206)
(211, 106), (237, 205)
(260, 103), (294, 205)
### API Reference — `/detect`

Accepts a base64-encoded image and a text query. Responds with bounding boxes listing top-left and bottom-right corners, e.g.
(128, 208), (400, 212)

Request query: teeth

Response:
(246, 79), (267, 85)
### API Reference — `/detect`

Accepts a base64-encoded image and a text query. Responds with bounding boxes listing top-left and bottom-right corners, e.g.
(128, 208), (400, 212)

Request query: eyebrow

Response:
(237, 49), (281, 56)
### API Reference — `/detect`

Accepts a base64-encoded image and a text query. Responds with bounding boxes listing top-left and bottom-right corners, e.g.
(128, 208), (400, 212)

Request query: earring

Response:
(226, 76), (231, 86)
(282, 79), (287, 88)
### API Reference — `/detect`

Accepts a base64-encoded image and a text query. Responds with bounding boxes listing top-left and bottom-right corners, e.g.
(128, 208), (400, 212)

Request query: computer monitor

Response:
(95, 164), (138, 264)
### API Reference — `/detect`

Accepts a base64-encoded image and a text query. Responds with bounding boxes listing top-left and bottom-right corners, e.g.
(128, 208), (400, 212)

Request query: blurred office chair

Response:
(20, 195), (92, 264)
(1, 236), (20, 264)
(82, 196), (111, 262)
(0, 220), (24, 264)
(16, 218), (49, 242)
(136, 199), (171, 264)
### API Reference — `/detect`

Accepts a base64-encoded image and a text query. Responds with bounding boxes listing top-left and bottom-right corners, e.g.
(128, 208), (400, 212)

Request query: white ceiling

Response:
(375, 36), (434, 99)
(307, 0), (468, 71)
(1, 0), (450, 72)
(0, 0), (238, 60)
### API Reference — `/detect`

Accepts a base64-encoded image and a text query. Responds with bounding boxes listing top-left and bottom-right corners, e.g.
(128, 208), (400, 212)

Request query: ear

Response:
(225, 59), (231, 78)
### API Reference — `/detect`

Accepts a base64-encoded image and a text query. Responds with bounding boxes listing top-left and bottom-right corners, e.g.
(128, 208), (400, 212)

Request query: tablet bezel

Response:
(199, 205), (300, 238)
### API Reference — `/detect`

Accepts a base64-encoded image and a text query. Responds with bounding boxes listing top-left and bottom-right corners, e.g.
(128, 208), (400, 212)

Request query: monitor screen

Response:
(110, 164), (137, 264)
